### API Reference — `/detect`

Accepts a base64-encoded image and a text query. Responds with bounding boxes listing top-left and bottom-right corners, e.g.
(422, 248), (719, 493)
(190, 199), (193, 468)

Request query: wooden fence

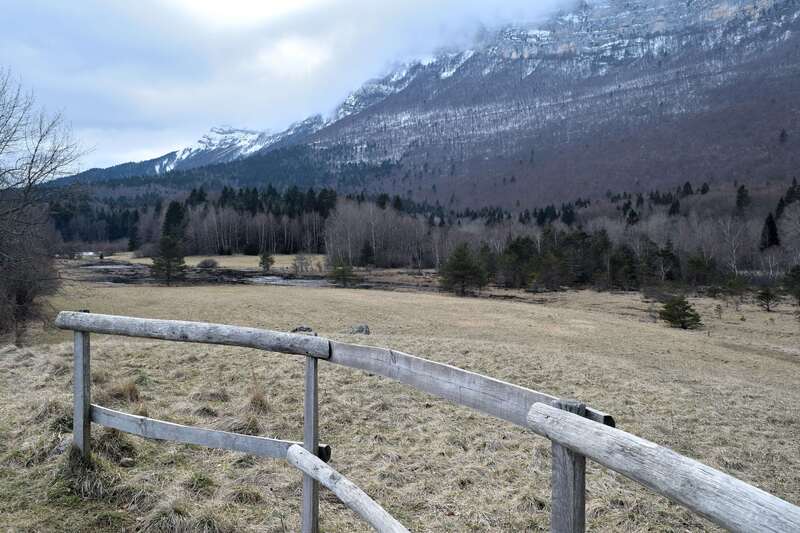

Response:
(55, 311), (800, 532)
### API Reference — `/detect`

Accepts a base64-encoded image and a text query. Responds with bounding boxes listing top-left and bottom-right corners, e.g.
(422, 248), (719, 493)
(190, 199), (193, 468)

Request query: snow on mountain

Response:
(67, 0), (800, 205)
(153, 126), (274, 174)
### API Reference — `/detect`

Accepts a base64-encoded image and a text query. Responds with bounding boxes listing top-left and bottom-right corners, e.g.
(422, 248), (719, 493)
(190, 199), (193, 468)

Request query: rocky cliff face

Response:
(71, 0), (800, 206)
(300, 0), (800, 204)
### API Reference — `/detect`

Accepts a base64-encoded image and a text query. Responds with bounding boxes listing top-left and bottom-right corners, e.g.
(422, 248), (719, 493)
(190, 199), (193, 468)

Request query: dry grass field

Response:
(1, 282), (799, 532)
(107, 252), (327, 272)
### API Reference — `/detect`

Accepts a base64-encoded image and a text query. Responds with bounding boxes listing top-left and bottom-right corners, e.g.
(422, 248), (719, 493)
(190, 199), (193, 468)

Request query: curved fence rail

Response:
(288, 445), (410, 533)
(55, 311), (800, 532)
(527, 403), (800, 533)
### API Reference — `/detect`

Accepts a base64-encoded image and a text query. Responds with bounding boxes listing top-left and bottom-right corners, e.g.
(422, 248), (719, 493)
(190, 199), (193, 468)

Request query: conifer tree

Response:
(759, 213), (780, 251)
(329, 258), (357, 287)
(440, 243), (487, 296)
(151, 201), (187, 285)
(659, 296), (702, 329)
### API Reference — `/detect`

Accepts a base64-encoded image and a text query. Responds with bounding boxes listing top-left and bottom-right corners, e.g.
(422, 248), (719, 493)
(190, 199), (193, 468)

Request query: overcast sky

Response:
(2, 0), (573, 169)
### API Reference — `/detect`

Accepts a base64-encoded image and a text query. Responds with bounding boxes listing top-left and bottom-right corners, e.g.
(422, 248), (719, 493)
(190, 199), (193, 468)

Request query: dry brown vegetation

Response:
(1, 282), (798, 531)
(110, 252), (326, 272)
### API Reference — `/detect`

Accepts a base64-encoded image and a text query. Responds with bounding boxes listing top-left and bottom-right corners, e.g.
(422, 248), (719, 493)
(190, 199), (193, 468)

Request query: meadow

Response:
(1, 282), (798, 531)
(108, 252), (327, 272)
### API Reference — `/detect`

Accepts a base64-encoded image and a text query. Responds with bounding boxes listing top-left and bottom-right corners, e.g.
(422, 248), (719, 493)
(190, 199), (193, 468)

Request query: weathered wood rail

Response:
(55, 311), (800, 532)
(527, 403), (800, 533)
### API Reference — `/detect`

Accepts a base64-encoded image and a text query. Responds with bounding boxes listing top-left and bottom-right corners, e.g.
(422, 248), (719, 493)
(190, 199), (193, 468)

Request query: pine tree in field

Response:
(151, 201), (187, 285)
(659, 296), (703, 330)
(328, 258), (357, 287)
(759, 213), (780, 251)
(757, 288), (779, 312)
(440, 243), (487, 296)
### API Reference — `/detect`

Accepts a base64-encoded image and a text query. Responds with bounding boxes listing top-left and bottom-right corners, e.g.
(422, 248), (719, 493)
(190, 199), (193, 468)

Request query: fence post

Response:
(550, 400), (586, 533)
(73, 329), (91, 459)
(302, 355), (319, 533)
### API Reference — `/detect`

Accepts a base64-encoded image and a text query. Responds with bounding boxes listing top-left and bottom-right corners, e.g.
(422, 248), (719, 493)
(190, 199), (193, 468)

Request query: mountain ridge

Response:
(64, 0), (800, 206)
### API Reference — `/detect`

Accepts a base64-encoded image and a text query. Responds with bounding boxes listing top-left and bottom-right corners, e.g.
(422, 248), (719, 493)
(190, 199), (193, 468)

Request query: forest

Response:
(49, 176), (800, 293)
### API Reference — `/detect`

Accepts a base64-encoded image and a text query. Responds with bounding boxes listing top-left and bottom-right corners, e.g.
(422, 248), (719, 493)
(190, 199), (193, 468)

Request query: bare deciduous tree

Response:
(0, 68), (80, 342)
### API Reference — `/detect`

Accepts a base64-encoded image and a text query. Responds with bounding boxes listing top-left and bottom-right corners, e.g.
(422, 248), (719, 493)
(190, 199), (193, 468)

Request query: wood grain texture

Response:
(55, 311), (330, 359)
(91, 405), (331, 461)
(73, 331), (91, 459)
(527, 403), (800, 533)
(56, 312), (614, 427)
(302, 356), (320, 533)
(287, 445), (410, 533)
(329, 341), (613, 428)
(550, 400), (586, 533)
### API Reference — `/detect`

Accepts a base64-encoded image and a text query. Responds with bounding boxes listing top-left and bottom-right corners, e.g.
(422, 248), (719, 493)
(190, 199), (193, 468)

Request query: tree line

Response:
(55, 175), (800, 290)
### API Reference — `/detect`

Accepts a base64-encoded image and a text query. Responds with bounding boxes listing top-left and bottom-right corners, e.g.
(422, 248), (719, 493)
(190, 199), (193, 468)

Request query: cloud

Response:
(1, 0), (576, 169)
(168, 0), (336, 29)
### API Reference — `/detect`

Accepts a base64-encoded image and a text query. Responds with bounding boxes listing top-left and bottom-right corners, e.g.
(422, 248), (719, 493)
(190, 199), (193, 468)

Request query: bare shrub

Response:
(197, 258), (219, 269)
(0, 69), (80, 342)
(247, 389), (269, 414)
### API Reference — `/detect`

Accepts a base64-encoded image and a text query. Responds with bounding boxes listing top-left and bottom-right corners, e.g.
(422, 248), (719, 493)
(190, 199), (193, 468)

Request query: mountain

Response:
(68, 0), (800, 207)
(65, 122), (325, 184)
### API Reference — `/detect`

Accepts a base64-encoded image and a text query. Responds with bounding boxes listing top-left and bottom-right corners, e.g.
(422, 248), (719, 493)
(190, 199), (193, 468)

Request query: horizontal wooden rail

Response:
(329, 341), (614, 427)
(55, 312), (331, 359)
(93, 405), (332, 462)
(287, 445), (409, 533)
(527, 403), (800, 533)
(55, 312), (613, 428)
